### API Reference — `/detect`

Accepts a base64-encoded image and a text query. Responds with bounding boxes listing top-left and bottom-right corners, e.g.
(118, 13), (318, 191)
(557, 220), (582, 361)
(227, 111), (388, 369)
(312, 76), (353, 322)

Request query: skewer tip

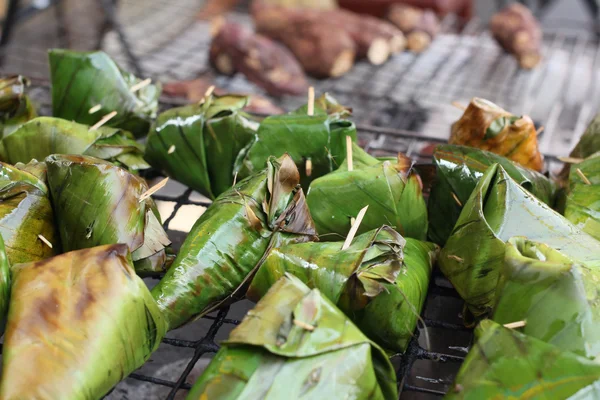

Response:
(307, 87), (315, 116)
(346, 135), (353, 172)
(38, 234), (53, 249)
(576, 168), (592, 185)
(504, 320), (527, 329)
(342, 205), (369, 250)
(139, 177), (169, 202)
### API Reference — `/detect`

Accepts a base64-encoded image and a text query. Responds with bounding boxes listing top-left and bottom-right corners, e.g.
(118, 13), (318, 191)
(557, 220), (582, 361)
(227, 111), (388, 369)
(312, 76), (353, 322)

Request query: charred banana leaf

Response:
(151, 154), (316, 330)
(1, 117), (148, 172)
(239, 94), (357, 188)
(446, 320), (600, 399)
(564, 152), (600, 240)
(49, 49), (160, 138)
(0, 235), (10, 334)
(186, 274), (398, 400)
(428, 144), (556, 246)
(439, 163), (600, 320)
(493, 237), (600, 358)
(0, 75), (37, 138)
(145, 94), (259, 199)
(449, 98), (543, 171)
(248, 226), (438, 353)
(0, 160), (58, 264)
(0, 244), (167, 400)
(307, 143), (427, 241)
(46, 154), (171, 275)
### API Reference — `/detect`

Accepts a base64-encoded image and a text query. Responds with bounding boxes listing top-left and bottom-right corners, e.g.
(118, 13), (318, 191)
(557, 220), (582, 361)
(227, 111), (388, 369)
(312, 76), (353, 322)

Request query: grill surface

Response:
(0, 1), (596, 399)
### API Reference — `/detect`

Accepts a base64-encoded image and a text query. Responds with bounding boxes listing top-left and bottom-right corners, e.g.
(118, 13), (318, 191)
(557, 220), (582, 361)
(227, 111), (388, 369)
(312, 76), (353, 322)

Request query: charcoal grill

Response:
(0, 1), (598, 399)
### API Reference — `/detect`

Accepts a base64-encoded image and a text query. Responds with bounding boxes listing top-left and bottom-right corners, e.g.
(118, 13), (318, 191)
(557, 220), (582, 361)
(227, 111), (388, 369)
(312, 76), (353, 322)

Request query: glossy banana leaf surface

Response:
(493, 237), (600, 358)
(248, 226), (438, 353)
(439, 163), (600, 320)
(0, 75), (37, 139)
(239, 94), (357, 188)
(307, 143), (428, 241)
(0, 244), (167, 400)
(1, 116), (149, 172)
(49, 49), (160, 138)
(46, 154), (171, 275)
(186, 274), (398, 400)
(428, 144), (556, 246)
(145, 94), (259, 199)
(0, 234), (10, 334)
(449, 98), (543, 171)
(446, 320), (600, 400)
(570, 112), (600, 159)
(564, 152), (600, 241)
(0, 160), (58, 264)
(151, 154), (317, 330)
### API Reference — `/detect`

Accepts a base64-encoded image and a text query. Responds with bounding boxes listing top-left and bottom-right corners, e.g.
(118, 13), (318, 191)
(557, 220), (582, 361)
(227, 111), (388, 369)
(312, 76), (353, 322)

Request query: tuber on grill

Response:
(387, 4), (439, 53)
(490, 3), (542, 69)
(209, 19), (308, 96)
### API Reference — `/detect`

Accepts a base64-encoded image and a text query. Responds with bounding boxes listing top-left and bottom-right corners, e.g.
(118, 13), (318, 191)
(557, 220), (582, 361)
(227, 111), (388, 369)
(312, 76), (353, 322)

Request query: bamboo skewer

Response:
(168, 145), (176, 154)
(451, 101), (467, 111)
(558, 156), (584, 164)
(139, 177), (169, 202)
(576, 168), (592, 185)
(536, 126), (545, 135)
(342, 205), (369, 250)
(307, 87), (315, 116)
(130, 78), (152, 93)
(88, 104), (102, 114)
(346, 135), (353, 172)
(451, 192), (462, 207)
(38, 234), (53, 249)
(293, 319), (315, 331)
(233, 171), (238, 186)
(504, 320), (527, 329)
(306, 159), (312, 177)
(89, 111), (117, 131)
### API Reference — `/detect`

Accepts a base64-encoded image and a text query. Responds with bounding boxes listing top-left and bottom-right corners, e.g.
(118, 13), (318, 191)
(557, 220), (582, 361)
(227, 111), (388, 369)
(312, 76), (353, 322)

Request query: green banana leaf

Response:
(0, 234), (10, 334)
(0, 160), (58, 264)
(306, 143), (428, 241)
(186, 274), (398, 400)
(493, 237), (600, 358)
(446, 320), (600, 400)
(49, 49), (160, 138)
(145, 94), (259, 199)
(439, 163), (600, 321)
(428, 144), (556, 246)
(0, 244), (167, 400)
(248, 226), (438, 353)
(0, 75), (37, 138)
(1, 116), (149, 172)
(239, 94), (357, 188)
(45, 154), (171, 275)
(564, 152), (600, 240)
(570, 112), (600, 159)
(152, 154), (317, 330)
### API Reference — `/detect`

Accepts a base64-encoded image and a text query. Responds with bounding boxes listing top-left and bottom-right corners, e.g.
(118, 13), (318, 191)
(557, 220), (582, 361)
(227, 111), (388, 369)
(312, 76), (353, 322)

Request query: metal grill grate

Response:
(0, 1), (596, 399)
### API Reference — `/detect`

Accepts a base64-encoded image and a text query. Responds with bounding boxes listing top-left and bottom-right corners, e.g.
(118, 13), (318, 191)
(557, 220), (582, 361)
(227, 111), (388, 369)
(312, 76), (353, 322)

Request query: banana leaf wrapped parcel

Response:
(449, 98), (543, 171)
(446, 320), (600, 400)
(428, 144), (556, 246)
(0, 244), (167, 400)
(49, 49), (160, 138)
(0, 75), (37, 138)
(0, 160), (58, 264)
(46, 154), (171, 275)
(248, 226), (438, 353)
(186, 274), (398, 400)
(307, 143), (427, 240)
(493, 237), (600, 358)
(0, 117), (149, 172)
(152, 154), (317, 330)
(564, 152), (600, 240)
(239, 93), (357, 188)
(439, 163), (600, 320)
(145, 94), (259, 199)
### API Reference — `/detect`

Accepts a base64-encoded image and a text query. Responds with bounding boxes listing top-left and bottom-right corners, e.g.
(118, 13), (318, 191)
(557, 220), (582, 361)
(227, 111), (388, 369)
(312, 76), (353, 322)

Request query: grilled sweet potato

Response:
(209, 20), (308, 96)
(387, 4), (440, 53)
(490, 4), (542, 69)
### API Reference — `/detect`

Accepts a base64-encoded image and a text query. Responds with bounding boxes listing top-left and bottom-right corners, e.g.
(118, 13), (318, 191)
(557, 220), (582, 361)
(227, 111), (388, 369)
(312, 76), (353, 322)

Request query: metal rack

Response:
(1, 1), (598, 399)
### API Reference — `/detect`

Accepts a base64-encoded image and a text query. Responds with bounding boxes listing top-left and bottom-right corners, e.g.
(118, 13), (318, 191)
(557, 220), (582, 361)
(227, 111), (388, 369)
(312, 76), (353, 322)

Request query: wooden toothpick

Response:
(451, 101), (467, 111)
(204, 85), (215, 98)
(88, 104), (102, 114)
(306, 159), (312, 177)
(577, 168), (592, 185)
(448, 255), (463, 262)
(342, 205), (369, 250)
(350, 217), (356, 226)
(293, 319), (315, 331)
(130, 78), (152, 93)
(168, 144), (176, 154)
(346, 135), (353, 172)
(558, 156), (583, 164)
(90, 111), (117, 131)
(307, 87), (315, 116)
(38, 234), (53, 249)
(233, 171), (238, 186)
(504, 320), (527, 329)
(451, 192), (462, 207)
(139, 177), (169, 202)
(536, 126), (545, 135)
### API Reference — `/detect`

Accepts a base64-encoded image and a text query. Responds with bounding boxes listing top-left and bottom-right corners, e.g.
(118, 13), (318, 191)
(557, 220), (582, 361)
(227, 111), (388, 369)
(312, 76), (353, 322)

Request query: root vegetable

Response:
(387, 4), (439, 53)
(490, 3), (542, 69)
